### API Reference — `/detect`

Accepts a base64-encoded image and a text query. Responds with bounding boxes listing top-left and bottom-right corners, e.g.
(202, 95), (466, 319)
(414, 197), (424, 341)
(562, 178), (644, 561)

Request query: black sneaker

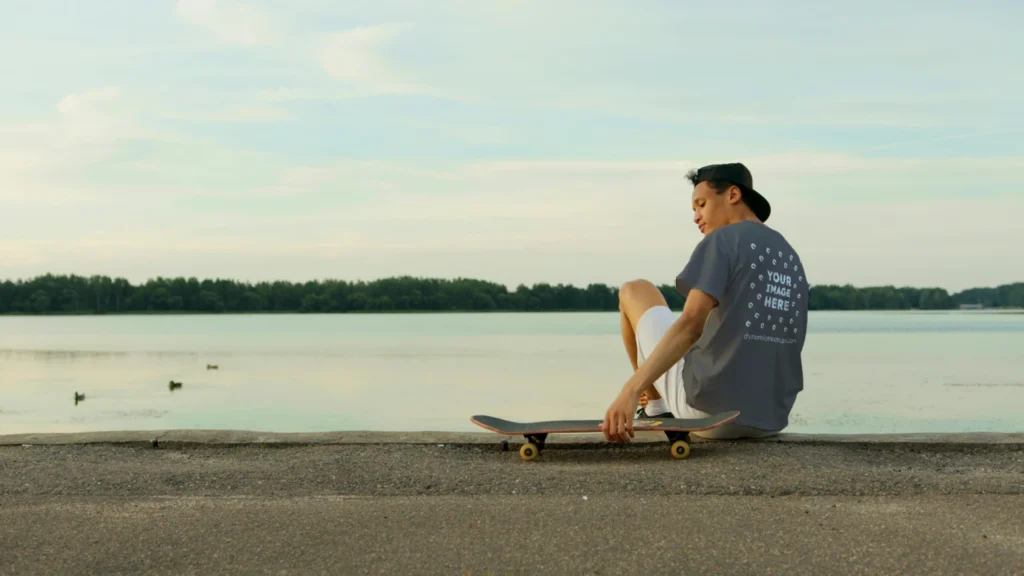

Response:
(635, 406), (673, 420)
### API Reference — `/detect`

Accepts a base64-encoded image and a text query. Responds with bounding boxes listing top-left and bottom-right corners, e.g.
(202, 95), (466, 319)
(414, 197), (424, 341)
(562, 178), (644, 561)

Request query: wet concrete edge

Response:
(1, 430), (1023, 447)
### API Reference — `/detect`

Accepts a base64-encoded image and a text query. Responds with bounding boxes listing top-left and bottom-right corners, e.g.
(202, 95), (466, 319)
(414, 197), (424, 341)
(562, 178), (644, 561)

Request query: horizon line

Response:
(2, 272), (1021, 296)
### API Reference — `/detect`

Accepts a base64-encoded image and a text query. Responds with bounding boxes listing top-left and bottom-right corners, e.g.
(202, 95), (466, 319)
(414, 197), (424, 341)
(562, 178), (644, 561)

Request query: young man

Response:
(601, 162), (808, 442)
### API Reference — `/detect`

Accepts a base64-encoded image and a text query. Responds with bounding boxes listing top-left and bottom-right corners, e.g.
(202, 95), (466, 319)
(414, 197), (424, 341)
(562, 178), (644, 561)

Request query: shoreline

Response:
(2, 308), (1022, 317)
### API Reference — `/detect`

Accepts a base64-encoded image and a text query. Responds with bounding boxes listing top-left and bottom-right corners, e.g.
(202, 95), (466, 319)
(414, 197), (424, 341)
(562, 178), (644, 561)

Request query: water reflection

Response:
(0, 311), (1022, 435)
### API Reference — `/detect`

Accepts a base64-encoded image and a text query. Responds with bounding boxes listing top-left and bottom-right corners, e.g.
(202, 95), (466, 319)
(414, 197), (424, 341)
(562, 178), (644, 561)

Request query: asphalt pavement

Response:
(1, 433), (1022, 574)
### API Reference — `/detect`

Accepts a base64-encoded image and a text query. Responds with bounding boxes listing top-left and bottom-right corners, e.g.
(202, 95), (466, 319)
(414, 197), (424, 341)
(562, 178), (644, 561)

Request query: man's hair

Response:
(686, 169), (750, 207)
(685, 169), (738, 195)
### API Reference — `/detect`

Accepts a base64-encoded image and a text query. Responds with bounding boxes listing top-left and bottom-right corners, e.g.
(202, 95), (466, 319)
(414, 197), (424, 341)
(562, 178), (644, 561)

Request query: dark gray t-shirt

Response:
(675, 220), (808, 431)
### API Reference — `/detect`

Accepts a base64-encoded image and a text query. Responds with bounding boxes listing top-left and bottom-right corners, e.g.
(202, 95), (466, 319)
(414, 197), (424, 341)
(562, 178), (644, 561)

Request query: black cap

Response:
(692, 162), (771, 223)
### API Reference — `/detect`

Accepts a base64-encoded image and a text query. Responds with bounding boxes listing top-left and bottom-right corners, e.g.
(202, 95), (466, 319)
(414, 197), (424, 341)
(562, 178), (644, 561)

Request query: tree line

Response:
(0, 274), (1021, 314)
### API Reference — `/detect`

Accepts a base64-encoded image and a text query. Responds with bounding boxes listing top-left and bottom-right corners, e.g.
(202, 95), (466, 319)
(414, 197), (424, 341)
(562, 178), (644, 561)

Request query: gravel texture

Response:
(2, 438), (1023, 574)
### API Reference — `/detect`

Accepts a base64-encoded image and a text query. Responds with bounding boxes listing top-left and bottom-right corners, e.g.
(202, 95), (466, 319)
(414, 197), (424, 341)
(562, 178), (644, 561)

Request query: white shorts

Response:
(634, 306), (777, 440)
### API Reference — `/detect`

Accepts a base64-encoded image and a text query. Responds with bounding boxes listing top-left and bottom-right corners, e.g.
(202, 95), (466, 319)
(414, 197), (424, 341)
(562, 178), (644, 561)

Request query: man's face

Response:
(691, 181), (739, 235)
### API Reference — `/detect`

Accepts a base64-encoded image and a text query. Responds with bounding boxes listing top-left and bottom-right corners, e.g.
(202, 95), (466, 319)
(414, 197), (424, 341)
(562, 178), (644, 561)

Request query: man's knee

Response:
(618, 280), (658, 307)
(618, 280), (668, 324)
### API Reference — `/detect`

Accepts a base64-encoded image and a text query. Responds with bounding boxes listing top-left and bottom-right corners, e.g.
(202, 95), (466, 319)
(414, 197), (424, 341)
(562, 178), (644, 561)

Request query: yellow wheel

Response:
(671, 440), (690, 460)
(519, 442), (540, 461)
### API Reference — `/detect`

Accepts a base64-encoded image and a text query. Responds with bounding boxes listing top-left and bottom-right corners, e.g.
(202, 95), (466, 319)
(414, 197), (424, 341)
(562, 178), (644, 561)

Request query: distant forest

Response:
(1, 275), (1021, 315)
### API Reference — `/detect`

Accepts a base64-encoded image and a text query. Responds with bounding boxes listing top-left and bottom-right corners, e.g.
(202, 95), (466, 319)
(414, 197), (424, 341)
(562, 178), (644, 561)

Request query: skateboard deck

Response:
(471, 410), (740, 461)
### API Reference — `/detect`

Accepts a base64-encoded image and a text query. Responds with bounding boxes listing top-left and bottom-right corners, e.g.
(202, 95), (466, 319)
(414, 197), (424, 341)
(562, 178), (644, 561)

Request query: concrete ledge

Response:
(0, 430), (640, 447)
(770, 432), (1024, 444)
(2, 429), (1023, 446)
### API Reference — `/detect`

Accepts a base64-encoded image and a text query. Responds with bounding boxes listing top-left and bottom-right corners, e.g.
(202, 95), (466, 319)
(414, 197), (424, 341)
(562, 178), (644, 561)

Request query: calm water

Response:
(1, 311), (1023, 435)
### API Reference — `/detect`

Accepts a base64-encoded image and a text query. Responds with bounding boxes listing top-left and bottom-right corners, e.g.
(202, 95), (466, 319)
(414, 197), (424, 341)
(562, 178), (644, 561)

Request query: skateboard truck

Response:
(520, 430), (689, 461)
(520, 433), (548, 462)
(664, 430), (691, 460)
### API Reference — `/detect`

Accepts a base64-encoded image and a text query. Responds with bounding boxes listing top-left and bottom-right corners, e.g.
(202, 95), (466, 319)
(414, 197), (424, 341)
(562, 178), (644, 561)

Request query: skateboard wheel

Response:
(671, 440), (690, 460)
(520, 443), (540, 461)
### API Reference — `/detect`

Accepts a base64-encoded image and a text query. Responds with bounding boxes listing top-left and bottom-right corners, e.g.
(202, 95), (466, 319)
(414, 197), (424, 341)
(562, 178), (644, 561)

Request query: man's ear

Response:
(729, 186), (743, 205)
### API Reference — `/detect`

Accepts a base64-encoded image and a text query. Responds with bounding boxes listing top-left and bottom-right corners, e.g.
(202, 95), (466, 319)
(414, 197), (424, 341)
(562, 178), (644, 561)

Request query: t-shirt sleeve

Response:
(675, 230), (732, 303)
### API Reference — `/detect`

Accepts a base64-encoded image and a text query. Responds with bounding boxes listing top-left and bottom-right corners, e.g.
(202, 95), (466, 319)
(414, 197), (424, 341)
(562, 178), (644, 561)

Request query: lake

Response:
(1, 311), (1022, 435)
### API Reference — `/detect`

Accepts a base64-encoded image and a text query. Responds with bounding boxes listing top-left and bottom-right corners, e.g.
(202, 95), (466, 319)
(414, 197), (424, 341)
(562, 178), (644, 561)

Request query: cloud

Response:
(0, 242), (47, 267)
(260, 154), (1024, 289)
(471, 161), (690, 175)
(1, 87), (128, 203)
(175, 0), (276, 46)
(253, 88), (326, 103)
(161, 105), (291, 123)
(3, 148), (1023, 290)
(289, 2), (1022, 129)
(52, 86), (129, 149)
(0, 87), (176, 205)
(393, 118), (513, 145)
(319, 24), (430, 96)
(263, 166), (337, 197)
(56, 86), (122, 115)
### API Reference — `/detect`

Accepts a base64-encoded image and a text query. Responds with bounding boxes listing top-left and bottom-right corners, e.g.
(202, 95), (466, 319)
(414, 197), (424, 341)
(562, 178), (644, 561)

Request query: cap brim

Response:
(742, 187), (771, 222)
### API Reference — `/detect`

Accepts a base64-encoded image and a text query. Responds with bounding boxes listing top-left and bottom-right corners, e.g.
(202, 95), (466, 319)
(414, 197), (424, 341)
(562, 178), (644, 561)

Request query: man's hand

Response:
(601, 289), (718, 443)
(601, 386), (640, 442)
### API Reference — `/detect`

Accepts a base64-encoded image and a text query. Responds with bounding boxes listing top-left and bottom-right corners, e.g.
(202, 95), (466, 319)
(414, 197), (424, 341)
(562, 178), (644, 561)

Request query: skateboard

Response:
(470, 410), (740, 461)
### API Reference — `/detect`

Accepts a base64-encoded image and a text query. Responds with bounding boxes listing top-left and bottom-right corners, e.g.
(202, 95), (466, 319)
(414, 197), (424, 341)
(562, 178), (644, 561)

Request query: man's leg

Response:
(621, 308), (660, 408)
(621, 308), (641, 372)
(618, 280), (671, 405)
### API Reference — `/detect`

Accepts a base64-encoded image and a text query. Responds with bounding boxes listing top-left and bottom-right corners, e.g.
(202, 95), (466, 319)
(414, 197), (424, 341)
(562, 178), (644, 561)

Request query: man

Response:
(601, 162), (808, 443)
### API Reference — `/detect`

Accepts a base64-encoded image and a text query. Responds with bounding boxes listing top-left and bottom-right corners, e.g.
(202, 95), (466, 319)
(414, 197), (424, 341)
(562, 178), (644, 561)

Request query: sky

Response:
(1, 0), (1022, 292)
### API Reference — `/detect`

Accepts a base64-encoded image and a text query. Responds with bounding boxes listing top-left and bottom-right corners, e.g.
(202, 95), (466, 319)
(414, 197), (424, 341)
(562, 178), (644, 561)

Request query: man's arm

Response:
(626, 288), (717, 396)
(601, 288), (718, 442)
